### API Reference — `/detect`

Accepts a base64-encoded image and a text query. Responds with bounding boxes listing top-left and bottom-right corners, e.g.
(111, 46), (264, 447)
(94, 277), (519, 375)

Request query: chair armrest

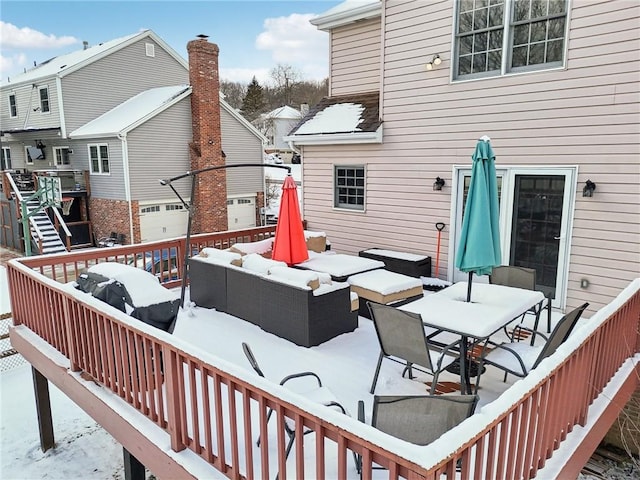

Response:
(435, 339), (464, 370)
(483, 342), (528, 375)
(280, 371), (323, 387)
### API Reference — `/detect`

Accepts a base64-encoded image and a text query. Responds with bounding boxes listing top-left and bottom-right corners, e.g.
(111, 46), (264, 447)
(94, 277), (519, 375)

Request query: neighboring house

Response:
(254, 105), (303, 160)
(0, 30), (266, 246)
(285, 0), (640, 315)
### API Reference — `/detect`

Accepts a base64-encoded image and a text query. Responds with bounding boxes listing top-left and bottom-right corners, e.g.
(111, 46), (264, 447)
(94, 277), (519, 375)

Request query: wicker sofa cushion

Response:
(199, 247), (243, 266)
(242, 253), (287, 274)
(269, 266), (320, 290)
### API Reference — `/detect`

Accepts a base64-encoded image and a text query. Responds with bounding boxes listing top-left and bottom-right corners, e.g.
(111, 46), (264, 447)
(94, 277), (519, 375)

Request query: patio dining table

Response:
(399, 282), (545, 393)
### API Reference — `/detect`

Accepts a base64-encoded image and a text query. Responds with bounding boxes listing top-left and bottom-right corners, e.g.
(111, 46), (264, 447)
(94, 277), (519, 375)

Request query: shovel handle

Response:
(436, 222), (445, 231)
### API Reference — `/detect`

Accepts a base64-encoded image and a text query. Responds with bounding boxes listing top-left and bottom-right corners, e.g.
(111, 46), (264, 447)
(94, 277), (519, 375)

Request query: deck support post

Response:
(123, 447), (146, 480)
(32, 366), (55, 452)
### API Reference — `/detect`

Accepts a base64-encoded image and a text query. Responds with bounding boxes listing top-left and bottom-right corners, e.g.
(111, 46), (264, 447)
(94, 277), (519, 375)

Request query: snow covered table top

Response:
(295, 253), (384, 281)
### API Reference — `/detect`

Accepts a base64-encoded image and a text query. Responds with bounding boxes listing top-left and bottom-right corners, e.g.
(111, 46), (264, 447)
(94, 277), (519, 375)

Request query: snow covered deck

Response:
(6, 229), (640, 479)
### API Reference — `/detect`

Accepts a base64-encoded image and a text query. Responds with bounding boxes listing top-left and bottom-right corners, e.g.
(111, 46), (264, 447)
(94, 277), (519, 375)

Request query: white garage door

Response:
(139, 202), (188, 242)
(227, 197), (256, 230)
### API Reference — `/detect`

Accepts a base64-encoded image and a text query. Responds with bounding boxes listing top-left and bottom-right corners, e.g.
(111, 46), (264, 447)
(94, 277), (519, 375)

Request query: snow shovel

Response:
(434, 222), (445, 277)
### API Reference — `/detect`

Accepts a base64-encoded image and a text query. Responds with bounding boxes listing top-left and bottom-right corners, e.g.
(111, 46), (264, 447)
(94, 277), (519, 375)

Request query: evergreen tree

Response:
(241, 77), (265, 121)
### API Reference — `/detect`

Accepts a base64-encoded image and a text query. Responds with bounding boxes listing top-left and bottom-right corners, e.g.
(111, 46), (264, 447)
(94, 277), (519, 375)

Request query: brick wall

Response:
(90, 198), (130, 244)
(187, 37), (228, 234)
(256, 191), (265, 226)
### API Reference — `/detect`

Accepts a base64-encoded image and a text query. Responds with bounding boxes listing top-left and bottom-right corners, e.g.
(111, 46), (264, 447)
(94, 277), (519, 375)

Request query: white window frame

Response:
(1, 146), (11, 170)
(38, 86), (50, 113)
(452, 0), (569, 81)
(145, 43), (155, 57)
(88, 144), (110, 175)
(333, 165), (366, 212)
(24, 146), (34, 165)
(53, 146), (71, 166)
(8, 94), (17, 117)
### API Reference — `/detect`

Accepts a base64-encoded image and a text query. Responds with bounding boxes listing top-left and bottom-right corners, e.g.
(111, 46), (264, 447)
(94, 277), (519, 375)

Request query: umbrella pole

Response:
(467, 271), (473, 302)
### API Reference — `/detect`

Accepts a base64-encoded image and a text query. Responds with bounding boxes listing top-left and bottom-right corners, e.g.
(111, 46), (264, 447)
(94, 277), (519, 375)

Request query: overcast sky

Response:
(0, 0), (344, 85)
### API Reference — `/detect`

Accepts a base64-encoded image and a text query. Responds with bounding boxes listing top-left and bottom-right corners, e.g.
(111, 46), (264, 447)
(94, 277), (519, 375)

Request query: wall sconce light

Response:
(426, 54), (442, 71)
(433, 176), (445, 191)
(582, 179), (596, 197)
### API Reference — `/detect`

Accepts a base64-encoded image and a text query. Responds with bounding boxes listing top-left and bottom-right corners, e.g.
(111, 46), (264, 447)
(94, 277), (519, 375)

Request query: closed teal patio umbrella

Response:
(455, 136), (502, 302)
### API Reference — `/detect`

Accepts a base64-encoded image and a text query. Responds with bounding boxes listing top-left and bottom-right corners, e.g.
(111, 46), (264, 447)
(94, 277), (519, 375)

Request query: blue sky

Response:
(1, 0), (344, 85)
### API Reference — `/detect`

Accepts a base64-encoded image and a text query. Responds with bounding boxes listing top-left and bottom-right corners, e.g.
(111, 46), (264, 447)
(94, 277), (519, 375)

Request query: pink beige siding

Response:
(330, 18), (381, 96)
(301, 0), (640, 314)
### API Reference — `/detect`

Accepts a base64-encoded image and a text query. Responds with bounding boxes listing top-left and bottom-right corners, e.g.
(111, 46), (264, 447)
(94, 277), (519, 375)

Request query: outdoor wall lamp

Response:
(426, 54), (442, 71)
(582, 179), (596, 197)
(433, 176), (446, 191)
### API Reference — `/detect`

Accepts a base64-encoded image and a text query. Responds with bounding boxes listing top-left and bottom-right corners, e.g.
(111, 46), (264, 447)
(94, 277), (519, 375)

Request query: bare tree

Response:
(270, 64), (301, 106)
(220, 80), (246, 110)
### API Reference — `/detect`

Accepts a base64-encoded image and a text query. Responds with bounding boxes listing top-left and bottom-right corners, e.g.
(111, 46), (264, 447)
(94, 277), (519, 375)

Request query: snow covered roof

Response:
(1, 30), (187, 88)
(69, 86), (267, 142)
(311, 0), (381, 31)
(265, 106), (302, 120)
(284, 92), (382, 145)
(69, 85), (191, 139)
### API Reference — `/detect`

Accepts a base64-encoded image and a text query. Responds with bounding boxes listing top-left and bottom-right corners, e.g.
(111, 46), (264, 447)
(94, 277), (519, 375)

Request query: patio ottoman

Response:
(359, 248), (431, 278)
(347, 269), (424, 319)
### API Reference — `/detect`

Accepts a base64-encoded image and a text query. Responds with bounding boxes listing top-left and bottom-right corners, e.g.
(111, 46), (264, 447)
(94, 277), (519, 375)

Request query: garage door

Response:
(139, 202), (188, 242)
(227, 197), (256, 230)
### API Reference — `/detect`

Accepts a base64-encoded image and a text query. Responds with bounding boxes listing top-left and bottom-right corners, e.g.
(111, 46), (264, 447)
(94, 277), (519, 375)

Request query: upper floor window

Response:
(54, 146), (71, 166)
(9, 94), (17, 117)
(39, 87), (50, 113)
(89, 144), (110, 174)
(334, 165), (365, 211)
(454, 0), (567, 80)
(1, 147), (11, 170)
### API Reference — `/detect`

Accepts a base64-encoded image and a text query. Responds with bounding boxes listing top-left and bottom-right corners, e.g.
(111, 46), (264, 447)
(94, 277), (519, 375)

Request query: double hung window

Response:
(1, 147), (11, 170)
(334, 166), (365, 211)
(54, 147), (71, 166)
(39, 87), (50, 113)
(89, 144), (110, 174)
(9, 94), (17, 117)
(454, 0), (567, 80)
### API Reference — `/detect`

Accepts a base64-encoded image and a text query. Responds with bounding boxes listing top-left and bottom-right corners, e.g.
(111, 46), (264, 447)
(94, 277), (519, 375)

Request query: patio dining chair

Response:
(367, 302), (462, 394)
(476, 302), (589, 384)
(356, 394), (478, 477)
(241, 342), (357, 474)
(489, 265), (552, 337)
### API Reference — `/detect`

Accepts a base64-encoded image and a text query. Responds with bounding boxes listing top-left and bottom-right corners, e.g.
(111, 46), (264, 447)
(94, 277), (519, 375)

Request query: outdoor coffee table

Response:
(295, 253), (385, 282)
(348, 269), (424, 318)
(399, 282), (545, 393)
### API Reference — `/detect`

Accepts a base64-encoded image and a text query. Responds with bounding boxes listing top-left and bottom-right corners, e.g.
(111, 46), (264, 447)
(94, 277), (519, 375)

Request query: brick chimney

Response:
(187, 36), (228, 233)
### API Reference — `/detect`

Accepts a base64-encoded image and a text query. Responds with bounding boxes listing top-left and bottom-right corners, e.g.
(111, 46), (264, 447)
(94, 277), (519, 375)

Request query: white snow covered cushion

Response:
(242, 253), (287, 274)
(198, 247), (242, 266)
(269, 266), (320, 290)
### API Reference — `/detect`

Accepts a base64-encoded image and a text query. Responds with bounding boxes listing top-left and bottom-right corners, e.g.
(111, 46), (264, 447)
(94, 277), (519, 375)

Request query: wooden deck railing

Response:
(7, 231), (640, 479)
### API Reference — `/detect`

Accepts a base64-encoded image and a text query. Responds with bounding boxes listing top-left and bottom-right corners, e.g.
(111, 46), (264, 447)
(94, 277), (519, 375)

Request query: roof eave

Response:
(284, 126), (382, 146)
(310, 1), (382, 31)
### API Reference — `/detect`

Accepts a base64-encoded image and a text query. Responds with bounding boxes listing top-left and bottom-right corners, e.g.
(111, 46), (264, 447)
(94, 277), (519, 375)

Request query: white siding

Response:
(330, 18), (381, 96)
(302, 0), (640, 313)
(221, 108), (264, 197)
(127, 97), (192, 202)
(61, 38), (188, 133)
(1, 78), (60, 132)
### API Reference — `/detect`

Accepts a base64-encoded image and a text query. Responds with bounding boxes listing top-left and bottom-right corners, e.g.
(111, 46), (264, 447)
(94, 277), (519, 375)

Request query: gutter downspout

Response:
(118, 133), (135, 243)
(55, 77), (67, 138)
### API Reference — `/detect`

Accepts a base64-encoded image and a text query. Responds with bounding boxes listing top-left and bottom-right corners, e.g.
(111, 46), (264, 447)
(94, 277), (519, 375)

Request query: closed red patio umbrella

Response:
(272, 175), (308, 266)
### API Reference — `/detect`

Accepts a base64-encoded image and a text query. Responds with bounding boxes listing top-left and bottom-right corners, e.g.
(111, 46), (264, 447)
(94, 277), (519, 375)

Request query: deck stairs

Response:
(17, 193), (67, 255)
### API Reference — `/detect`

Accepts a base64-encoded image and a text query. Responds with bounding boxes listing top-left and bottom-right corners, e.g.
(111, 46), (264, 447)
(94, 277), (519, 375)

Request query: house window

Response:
(145, 43), (155, 57)
(141, 205), (160, 213)
(39, 87), (50, 113)
(454, 0), (567, 80)
(334, 166), (365, 211)
(9, 94), (17, 117)
(88, 144), (110, 174)
(54, 147), (71, 166)
(1, 147), (11, 170)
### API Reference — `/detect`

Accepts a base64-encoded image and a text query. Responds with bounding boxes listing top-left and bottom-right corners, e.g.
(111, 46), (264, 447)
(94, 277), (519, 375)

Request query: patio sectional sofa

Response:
(189, 249), (358, 347)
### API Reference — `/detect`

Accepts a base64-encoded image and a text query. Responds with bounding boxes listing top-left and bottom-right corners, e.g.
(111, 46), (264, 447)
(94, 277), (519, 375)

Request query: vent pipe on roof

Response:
(83, 41), (89, 50)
